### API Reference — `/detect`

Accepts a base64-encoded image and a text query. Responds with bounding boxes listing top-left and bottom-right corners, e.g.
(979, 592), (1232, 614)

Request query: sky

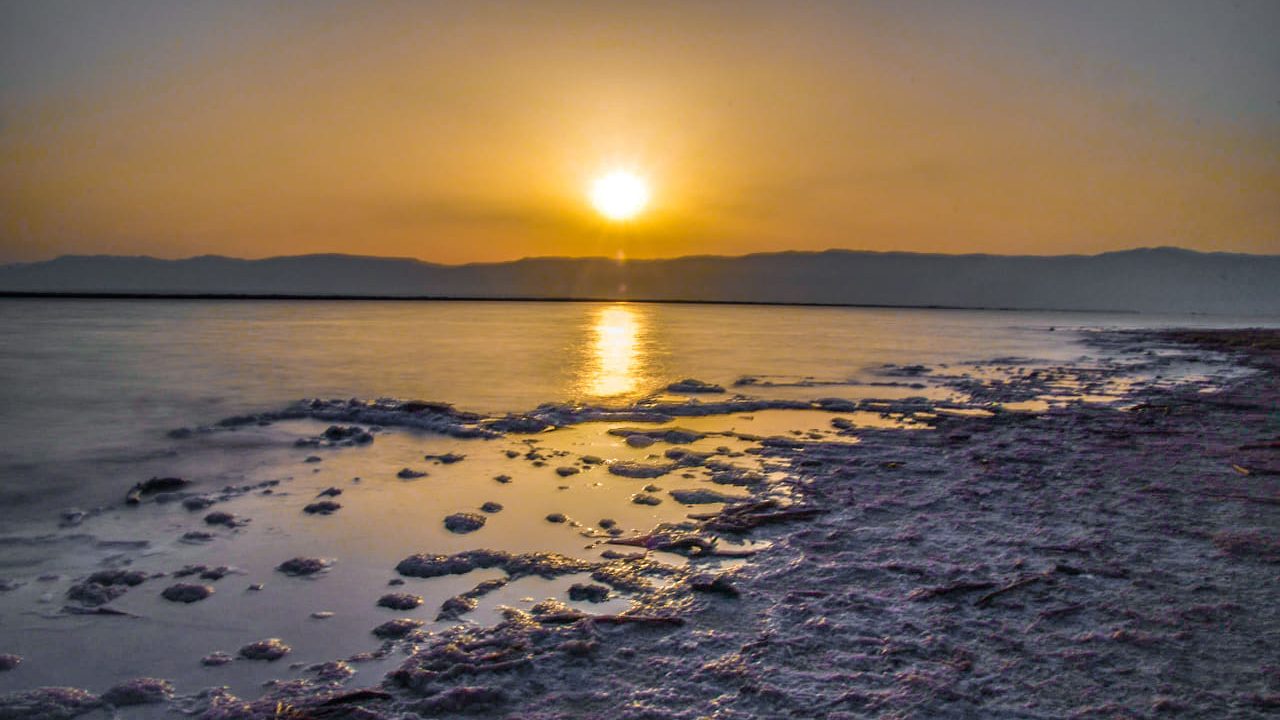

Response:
(1, 0), (1277, 264)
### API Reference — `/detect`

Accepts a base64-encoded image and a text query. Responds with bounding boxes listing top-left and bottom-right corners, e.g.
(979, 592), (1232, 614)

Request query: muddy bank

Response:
(242, 330), (1278, 717)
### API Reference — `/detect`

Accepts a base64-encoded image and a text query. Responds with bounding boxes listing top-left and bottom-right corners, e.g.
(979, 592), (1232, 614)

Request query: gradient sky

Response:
(1, 0), (1277, 263)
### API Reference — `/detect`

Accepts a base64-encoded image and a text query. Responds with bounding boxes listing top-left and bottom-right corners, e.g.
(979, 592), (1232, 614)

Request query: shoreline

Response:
(0, 329), (1276, 717)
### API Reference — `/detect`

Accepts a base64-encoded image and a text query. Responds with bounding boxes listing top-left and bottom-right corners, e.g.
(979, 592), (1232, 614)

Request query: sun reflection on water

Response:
(583, 304), (645, 398)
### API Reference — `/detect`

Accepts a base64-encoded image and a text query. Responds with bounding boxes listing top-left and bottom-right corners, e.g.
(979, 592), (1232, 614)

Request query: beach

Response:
(0, 305), (1275, 718)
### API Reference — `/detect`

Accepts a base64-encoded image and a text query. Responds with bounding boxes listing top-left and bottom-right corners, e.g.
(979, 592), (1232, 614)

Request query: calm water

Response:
(0, 298), (1271, 527)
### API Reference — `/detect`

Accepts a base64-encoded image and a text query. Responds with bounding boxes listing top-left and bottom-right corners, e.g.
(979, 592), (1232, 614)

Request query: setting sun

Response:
(589, 170), (650, 221)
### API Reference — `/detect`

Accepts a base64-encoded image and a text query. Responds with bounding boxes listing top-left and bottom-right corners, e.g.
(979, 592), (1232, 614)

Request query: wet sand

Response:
(0, 329), (1276, 718)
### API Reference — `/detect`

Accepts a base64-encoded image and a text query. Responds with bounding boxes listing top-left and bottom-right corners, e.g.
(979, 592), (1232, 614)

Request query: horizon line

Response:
(0, 290), (1184, 316)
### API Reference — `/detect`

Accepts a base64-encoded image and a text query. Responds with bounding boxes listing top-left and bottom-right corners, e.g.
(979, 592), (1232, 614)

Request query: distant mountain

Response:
(1, 248), (1278, 315)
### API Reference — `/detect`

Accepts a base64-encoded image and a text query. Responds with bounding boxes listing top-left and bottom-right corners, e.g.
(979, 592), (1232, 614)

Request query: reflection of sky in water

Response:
(582, 304), (647, 398)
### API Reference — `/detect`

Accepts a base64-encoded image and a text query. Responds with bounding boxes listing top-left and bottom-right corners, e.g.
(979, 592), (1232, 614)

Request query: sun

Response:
(589, 170), (650, 221)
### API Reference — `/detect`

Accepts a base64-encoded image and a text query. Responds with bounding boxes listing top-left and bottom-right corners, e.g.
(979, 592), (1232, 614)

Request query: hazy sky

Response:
(2, 0), (1277, 263)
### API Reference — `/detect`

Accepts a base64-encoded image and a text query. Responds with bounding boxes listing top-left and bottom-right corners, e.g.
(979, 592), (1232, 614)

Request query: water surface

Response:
(0, 298), (1271, 525)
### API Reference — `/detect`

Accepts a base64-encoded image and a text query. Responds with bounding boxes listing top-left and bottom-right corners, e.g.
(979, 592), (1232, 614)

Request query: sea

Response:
(0, 298), (1273, 531)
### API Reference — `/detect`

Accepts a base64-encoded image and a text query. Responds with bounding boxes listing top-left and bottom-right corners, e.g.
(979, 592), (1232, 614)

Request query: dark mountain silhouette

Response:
(1, 247), (1277, 314)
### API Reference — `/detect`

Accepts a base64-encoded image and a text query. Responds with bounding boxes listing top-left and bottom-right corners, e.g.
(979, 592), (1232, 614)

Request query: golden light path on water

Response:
(582, 303), (645, 398)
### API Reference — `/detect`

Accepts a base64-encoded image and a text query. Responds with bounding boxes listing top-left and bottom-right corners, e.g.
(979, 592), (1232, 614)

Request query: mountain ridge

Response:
(2, 247), (1277, 315)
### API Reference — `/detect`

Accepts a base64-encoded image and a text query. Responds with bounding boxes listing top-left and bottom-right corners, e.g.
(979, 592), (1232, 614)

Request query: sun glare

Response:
(583, 304), (643, 397)
(589, 170), (649, 221)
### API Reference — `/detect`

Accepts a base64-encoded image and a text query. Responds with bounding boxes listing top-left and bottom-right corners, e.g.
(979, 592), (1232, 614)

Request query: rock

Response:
(307, 660), (355, 682)
(664, 448), (713, 465)
(545, 513), (567, 524)
(530, 599), (575, 618)
(199, 566), (233, 580)
(444, 513), (486, 533)
(436, 595), (478, 621)
(669, 488), (740, 504)
(643, 484), (662, 492)
(161, 583), (214, 603)
(555, 466), (580, 477)
(302, 501), (342, 515)
(311, 611), (335, 619)
(394, 549), (591, 580)
(247, 583), (264, 591)
(631, 493), (662, 506)
(667, 378), (725, 394)
(181, 531), (215, 544)
(568, 583), (610, 603)
(600, 549), (641, 560)
(239, 638), (291, 661)
(377, 593), (423, 610)
(101, 678), (174, 706)
(137, 477), (188, 493)
(276, 557), (331, 576)
(397, 468), (428, 479)
(0, 687), (101, 719)
(424, 452), (466, 464)
(625, 434), (656, 448)
(181, 495), (214, 511)
(87, 569), (148, 587)
(372, 618), (425, 639)
(316, 486), (343, 497)
(665, 428), (706, 444)
(598, 518), (617, 529)
(581, 455), (604, 465)
(608, 462), (673, 479)
(480, 502), (503, 513)
(201, 652), (234, 666)
(125, 476), (190, 505)
(494, 474), (512, 483)
(203, 511), (241, 527)
(0, 654), (20, 671)
(66, 582), (126, 607)
(322, 425), (373, 445)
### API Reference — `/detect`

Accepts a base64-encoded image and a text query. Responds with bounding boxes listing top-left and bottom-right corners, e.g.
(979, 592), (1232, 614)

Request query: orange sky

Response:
(2, 1), (1278, 263)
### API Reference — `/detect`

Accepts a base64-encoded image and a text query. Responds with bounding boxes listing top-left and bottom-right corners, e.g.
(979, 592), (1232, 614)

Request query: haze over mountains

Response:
(1, 248), (1277, 315)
